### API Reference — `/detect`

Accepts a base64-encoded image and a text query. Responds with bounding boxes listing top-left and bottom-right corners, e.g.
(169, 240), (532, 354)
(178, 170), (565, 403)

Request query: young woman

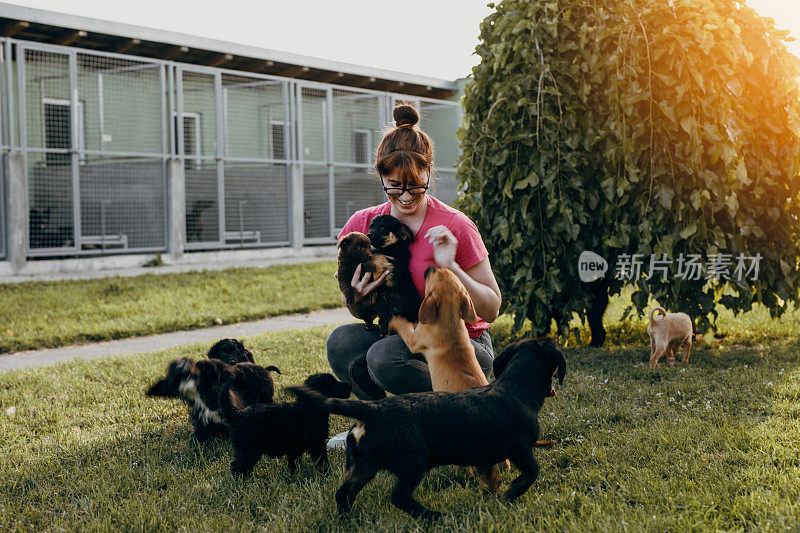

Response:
(327, 103), (502, 400)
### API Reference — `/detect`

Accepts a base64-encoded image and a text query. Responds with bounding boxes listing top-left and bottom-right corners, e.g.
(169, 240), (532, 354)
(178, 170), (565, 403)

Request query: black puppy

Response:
(207, 338), (255, 365)
(222, 373), (352, 476)
(366, 214), (421, 336)
(289, 338), (566, 519)
(147, 339), (280, 442)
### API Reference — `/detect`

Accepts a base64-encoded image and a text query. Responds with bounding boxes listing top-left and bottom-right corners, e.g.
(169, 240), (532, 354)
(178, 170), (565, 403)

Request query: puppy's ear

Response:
(418, 294), (438, 324)
(398, 224), (414, 243)
(492, 342), (519, 378)
(460, 290), (478, 324)
(199, 362), (222, 384)
(549, 343), (567, 385)
(146, 378), (174, 397)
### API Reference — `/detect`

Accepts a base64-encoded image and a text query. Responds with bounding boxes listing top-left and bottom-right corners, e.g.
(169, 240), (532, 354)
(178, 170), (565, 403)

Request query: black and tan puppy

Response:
(289, 338), (566, 519)
(337, 231), (391, 329)
(146, 340), (280, 442)
(222, 373), (352, 476)
(366, 214), (421, 336)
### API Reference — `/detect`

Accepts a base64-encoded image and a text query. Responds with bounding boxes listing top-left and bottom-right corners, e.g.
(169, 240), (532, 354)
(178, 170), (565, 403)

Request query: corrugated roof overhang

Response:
(0, 2), (457, 99)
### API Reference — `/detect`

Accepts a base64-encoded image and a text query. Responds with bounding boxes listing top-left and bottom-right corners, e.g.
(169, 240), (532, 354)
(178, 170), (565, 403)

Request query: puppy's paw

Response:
(230, 459), (254, 477)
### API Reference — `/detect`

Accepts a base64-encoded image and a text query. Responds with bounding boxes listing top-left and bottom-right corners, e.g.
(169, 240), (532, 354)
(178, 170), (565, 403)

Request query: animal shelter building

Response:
(0, 4), (463, 275)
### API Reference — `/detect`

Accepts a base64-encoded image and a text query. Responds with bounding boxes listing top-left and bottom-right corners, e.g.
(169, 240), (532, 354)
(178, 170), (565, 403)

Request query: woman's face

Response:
(383, 169), (429, 217)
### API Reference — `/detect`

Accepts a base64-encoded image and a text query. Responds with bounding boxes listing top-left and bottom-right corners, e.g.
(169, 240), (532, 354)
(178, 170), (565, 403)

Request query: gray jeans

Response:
(326, 323), (494, 400)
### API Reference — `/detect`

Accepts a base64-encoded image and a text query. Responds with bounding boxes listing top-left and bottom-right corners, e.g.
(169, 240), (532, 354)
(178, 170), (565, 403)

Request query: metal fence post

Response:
(290, 161), (303, 251)
(291, 82), (303, 250)
(6, 151), (27, 271)
(168, 156), (185, 260)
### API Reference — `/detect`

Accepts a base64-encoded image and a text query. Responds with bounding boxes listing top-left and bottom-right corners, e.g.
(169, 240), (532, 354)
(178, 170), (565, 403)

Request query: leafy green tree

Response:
(457, 0), (800, 340)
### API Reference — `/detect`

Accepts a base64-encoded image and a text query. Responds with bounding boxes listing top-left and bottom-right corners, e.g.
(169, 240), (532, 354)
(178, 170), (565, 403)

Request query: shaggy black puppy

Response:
(221, 373), (352, 476)
(366, 214), (421, 336)
(147, 355), (280, 442)
(207, 338), (255, 365)
(289, 338), (566, 519)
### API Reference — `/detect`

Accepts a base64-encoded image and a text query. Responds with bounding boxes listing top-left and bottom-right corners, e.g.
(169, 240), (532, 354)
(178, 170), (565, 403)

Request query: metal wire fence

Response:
(0, 39), (6, 259)
(1, 39), (462, 260)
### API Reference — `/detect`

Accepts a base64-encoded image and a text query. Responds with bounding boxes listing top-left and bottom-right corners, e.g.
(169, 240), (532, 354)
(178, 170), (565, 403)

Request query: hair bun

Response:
(393, 103), (419, 128)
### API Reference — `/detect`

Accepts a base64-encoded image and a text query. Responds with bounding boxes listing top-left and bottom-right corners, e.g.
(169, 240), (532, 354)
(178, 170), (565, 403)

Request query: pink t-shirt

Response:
(338, 195), (491, 338)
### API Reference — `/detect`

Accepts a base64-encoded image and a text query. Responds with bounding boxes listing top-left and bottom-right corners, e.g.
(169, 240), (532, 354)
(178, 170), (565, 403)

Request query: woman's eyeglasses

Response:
(380, 176), (429, 197)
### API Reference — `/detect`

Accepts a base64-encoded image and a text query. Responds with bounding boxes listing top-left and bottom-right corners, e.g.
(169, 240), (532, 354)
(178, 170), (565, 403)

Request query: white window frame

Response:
(352, 128), (372, 165)
(179, 112), (202, 169)
(41, 98), (85, 164)
(270, 119), (286, 160)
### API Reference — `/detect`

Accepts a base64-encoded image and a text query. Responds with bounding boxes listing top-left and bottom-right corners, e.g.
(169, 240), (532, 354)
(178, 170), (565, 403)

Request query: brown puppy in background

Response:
(337, 232), (390, 329)
(390, 265), (500, 492)
(648, 306), (693, 368)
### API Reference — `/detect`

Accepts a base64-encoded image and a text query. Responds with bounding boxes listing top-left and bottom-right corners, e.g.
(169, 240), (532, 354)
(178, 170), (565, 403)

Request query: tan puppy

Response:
(389, 266), (484, 391)
(647, 306), (693, 368)
(389, 266), (501, 492)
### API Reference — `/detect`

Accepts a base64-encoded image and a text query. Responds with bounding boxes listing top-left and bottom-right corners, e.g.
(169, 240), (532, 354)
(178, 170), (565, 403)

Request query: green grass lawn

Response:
(0, 261), (340, 353)
(2, 321), (799, 531)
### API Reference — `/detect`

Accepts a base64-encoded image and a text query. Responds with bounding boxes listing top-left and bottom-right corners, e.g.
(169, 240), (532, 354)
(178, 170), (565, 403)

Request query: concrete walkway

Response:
(0, 250), (337, 284)
(0, 307), (356, 373)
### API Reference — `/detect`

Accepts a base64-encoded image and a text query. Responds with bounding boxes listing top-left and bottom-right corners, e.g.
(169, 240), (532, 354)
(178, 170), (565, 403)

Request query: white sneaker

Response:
(327, 430), (349, 450)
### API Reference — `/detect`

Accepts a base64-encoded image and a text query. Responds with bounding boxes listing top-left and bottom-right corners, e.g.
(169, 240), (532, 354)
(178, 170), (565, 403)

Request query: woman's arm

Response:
(425, 225), (502, 323)
(448, 258), (502, 323)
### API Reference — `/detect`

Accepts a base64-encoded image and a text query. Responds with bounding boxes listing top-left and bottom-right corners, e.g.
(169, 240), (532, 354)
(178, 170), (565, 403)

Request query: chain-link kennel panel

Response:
(0, 42), (5, 258)
(22, 47), (76, 254)
(303, 164), (330, 240)
(185, 161), (221, 247)
(181, 69), (221, 248)
(223, 162), (290, 247)
(23, 47), (71, 152)
(333, 166), (383, 231)
(418, 100), (460, 169)
(331, 89), (384, 165)
(180, 70), (218, 159)
(298, 86), (331, 241)
(298, 86), (328, 164)
(77, 53), (165, 155)
(79, 155), (165, 252)
(27, 151), (75, 250)
(222, 74), (287, 161)
(0, 154), (5, 259)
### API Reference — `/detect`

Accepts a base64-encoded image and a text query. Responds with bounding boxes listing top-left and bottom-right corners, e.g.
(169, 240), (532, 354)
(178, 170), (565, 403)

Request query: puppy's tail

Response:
(649, 306), (667, 324)
(264, 365), (282, 375)
(288, 385), (377, 421)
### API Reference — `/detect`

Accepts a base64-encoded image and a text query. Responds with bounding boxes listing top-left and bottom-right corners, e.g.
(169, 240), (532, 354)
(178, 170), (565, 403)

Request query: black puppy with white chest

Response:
(146, 338), (279, 442)
(366, 214), (421, 336)
(222, 373), (352, 476)
(289, 338), (566, 519)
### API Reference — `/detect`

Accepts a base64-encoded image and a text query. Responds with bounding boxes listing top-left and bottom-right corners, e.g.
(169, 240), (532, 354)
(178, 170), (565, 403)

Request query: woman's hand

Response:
(350, 263), (389, 302)
(426, 225), (458, 269)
